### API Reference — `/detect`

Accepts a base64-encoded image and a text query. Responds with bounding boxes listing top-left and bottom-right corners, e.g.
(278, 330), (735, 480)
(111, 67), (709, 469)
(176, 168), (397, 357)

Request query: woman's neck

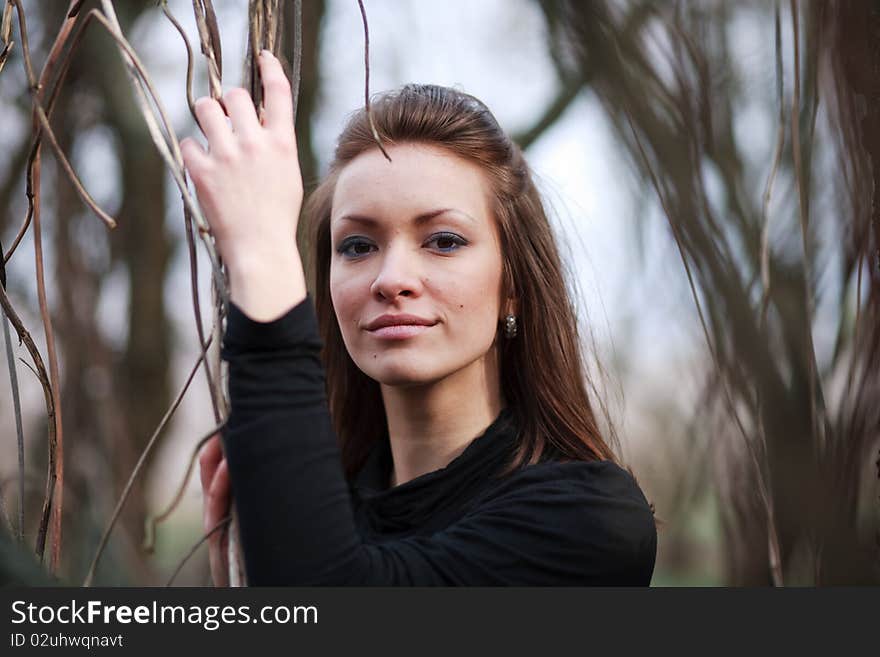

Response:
(380, 349), (504, 487)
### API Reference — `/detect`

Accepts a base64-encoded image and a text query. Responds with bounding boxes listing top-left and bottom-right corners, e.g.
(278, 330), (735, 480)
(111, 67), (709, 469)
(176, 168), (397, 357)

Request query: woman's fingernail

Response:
(260, 49), (272, 59)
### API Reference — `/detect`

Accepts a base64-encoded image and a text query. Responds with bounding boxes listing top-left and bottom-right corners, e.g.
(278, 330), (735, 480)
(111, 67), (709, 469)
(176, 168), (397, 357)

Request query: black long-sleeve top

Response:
(220, 295), (657, 585)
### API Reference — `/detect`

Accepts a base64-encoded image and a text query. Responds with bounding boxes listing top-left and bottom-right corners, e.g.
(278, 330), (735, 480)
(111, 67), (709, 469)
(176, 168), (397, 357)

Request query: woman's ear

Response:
(504, 297), (519, 318)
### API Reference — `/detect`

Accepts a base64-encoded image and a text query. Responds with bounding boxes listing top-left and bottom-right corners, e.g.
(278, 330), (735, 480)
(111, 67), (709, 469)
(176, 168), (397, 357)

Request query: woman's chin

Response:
(358, 358), (443, 388)
(374, 370), (439, 388)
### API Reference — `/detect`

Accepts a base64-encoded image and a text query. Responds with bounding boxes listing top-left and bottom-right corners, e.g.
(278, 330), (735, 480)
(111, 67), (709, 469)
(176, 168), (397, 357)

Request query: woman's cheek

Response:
(332, 277), (368, 342)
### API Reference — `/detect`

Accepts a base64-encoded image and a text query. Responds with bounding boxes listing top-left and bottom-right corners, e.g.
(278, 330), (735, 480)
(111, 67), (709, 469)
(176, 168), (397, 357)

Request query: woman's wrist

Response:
(227, 251), (307, 322)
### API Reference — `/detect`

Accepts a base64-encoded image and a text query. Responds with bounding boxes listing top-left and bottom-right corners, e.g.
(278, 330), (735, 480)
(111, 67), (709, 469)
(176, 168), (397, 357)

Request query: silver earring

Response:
(503, 314), (517, 339)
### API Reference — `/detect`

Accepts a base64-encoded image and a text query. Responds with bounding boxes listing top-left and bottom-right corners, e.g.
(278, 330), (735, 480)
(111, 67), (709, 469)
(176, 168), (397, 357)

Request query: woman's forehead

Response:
(331, 144), (492, 225)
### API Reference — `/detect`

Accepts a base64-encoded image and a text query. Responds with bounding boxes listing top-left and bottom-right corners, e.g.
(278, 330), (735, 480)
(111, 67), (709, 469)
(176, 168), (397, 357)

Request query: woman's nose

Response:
(369, 245), (423, 300)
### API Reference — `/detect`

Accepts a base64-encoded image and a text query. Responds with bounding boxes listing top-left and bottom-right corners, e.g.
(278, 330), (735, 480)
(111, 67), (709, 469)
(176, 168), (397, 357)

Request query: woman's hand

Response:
(199, 433), (231, 587)
(181, 50), (307, 322)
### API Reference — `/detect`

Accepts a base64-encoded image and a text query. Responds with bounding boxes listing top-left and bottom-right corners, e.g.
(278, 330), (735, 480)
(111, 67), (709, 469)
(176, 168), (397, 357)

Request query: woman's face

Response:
(329, 143), (509, 387)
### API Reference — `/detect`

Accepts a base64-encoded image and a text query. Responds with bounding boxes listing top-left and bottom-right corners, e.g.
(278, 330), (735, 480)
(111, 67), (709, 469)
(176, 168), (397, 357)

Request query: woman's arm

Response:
(183, 51), (309, 586)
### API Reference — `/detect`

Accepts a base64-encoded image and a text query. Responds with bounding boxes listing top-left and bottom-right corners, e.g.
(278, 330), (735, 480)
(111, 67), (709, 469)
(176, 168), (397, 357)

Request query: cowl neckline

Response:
(351, 407), (519, 534)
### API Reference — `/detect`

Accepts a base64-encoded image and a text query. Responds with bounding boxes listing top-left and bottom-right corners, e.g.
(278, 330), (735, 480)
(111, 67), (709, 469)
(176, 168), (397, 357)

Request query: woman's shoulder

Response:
(479, 458), (656, 538)
(498, 458), (651, 502)
(467, 457), (657, 584)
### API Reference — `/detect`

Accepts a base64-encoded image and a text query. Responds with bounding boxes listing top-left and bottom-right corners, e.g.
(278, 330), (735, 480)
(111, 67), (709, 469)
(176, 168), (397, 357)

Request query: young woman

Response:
(183, 51), (657, 586)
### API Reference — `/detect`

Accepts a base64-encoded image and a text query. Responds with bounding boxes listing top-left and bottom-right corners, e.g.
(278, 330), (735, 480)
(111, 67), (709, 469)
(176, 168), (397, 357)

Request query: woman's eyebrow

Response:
(335, 208), (478, 227)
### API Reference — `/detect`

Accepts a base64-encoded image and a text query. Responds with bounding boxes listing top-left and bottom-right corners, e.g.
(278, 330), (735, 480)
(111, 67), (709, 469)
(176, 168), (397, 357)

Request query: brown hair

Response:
(301, 84), (619, 482)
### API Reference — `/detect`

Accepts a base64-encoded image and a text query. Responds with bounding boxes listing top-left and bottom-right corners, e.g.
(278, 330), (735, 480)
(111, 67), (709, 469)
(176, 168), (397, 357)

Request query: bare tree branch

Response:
(165, 515), (231, 587)
(356, 0), (390, 162)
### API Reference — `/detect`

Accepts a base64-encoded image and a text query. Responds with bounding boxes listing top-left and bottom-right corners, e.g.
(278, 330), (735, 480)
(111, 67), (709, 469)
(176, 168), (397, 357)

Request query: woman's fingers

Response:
(200, 438), (231, 587)
(259, 50), (294, 133)
(198, 433), (223, 493)
(223, 87), (261, 138)
(180, 137), (210, 179)
(181, 51), (304, 291)
(207, 458), (231, 526)
(194, 97), (233, 154)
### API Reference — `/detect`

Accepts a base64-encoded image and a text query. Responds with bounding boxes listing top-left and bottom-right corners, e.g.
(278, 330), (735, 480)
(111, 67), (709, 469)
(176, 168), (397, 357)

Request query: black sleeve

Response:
(221, 296), (657, 586)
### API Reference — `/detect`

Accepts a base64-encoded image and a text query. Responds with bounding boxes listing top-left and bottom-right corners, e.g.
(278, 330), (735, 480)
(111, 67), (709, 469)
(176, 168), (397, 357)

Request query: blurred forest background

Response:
(0, 0), (877, 586)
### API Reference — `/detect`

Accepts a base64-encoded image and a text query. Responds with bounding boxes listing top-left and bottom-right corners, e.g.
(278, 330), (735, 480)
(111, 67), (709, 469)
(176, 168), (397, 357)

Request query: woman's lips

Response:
(366, 324), (434, 340)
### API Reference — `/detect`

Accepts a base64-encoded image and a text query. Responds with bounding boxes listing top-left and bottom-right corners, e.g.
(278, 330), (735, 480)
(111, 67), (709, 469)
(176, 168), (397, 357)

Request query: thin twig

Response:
(755, 3), (786, 587)
(1, 300), (25, 542)
(246, 0), (266, 108)
(144, 423), (225, 553)
(0, 485), (12, 536)
(0, 42), (12, 77)
(0, 2), (11, 42)
(0, 139), (32, 264)
(209, 277), (228, 420)
(92, 3), (228, 415)
(192, 0), (223, 100)
(843, 248), (866, 405)
(210, 274), (234, 584)
(265, 0), (281, 55)
(160, 1), (197, 122)
(202, 0), (223, 79)
(357, 0), (390, 161)
(159, 3), (221, 418)
(2, 0), (100, 561)
(0, 234), (24, 542)
(183, 205), (221, 421)
(3, 2), (113, 264)
(93, 3), (228, 309)
(10, 1), (118, 230)
(165, 515), (231, 587)
(9, 0), (92, 573)
(789, 0), (824, 455)
(83, 333), (214, 587)
(513, 74), (586, 150)
(0, 1), (13, 75)
(760, 2), (785, 328)
(0, 281), (55, 561)
(32, 145), (63, 572)
(17, 355), (39, 381)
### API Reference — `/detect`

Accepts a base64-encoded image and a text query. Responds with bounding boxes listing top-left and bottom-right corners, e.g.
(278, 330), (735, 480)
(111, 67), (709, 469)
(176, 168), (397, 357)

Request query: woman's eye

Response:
(336, 233), (467, 258)
(426, 232), (467, 252)
(337, 238), (375, 259)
